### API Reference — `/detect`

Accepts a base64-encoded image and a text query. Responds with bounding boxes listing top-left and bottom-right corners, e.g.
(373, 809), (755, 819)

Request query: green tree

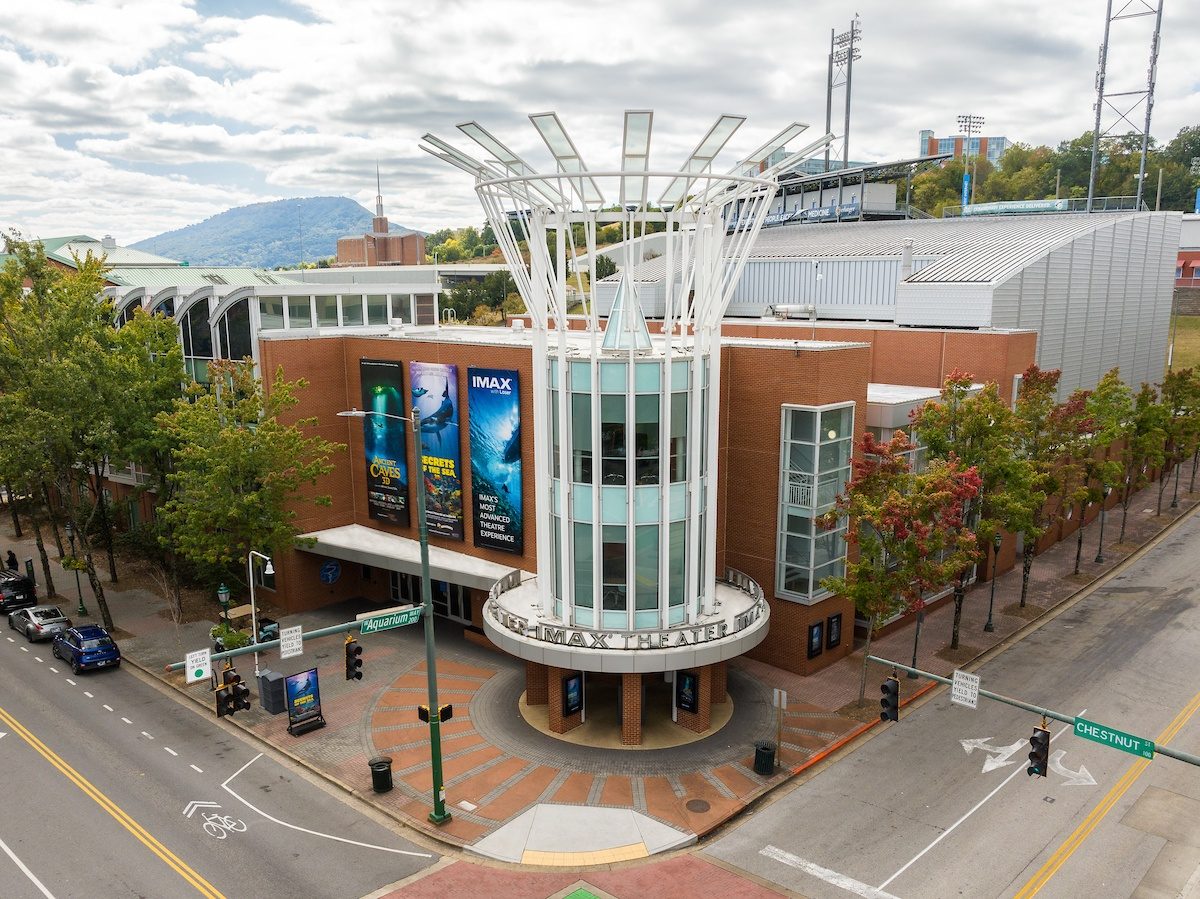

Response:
(1157, 368), (1200, 514)
(1118, 383), (1167, 542)
(594, 254), (617, 280)
(822, 431), (981, 705)
(155, 361), (341, 604)
(1080, 370), (1133, 568)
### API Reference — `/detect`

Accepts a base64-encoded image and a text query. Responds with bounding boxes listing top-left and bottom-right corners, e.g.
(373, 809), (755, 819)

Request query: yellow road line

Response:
(0, 705), (225, 899)
(1014, 689), (1200, 899)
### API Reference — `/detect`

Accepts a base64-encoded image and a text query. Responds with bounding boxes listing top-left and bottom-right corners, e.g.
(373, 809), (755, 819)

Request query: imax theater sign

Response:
(490, 601), (763, 650)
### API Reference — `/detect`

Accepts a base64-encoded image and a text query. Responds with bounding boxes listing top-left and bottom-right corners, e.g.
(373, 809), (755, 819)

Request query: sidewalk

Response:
(3, 481), (1194, 883)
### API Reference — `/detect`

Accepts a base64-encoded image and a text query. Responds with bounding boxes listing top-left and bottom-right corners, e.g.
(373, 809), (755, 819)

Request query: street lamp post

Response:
(338, 406), (451, 825)
(64, 521), (88, 618)
(218, 583), (231, 625)
(246, 551), (273, 678)
(984, 532), (1002, 633)
(1095, 486), (1113, 563)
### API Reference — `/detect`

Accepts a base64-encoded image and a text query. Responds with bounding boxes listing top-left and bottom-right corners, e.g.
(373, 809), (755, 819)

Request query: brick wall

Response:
(257, 333), (537, 614)
(712, 660), (728, 704)
(525, 661), (547, 705)
(621, 672), (642, 745)
(718, 341), (869, 675)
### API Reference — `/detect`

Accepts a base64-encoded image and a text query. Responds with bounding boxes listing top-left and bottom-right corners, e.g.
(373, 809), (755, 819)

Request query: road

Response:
(0, 627), (439, 898)
(705, 511), (1200, 898)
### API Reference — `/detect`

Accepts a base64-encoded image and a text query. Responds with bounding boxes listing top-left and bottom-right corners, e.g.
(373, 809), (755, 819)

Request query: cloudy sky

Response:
(1, 0), (1196, 244)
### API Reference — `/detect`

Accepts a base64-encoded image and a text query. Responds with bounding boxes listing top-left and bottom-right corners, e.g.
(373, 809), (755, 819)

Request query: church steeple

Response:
(372, 161), (388, 235)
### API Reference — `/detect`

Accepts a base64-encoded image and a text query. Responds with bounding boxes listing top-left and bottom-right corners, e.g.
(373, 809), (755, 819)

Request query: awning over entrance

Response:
(296, 524), (523, 592)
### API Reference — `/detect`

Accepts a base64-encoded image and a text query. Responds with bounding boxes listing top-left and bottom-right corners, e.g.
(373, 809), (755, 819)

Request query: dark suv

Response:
(0, 570), (36, 613)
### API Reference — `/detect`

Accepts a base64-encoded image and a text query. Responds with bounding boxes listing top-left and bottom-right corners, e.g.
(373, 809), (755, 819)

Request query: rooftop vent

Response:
(101, 235), (117, 249)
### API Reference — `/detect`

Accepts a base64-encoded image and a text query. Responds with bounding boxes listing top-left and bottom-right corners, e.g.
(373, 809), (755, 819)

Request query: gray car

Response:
(8, 605), (72, 643)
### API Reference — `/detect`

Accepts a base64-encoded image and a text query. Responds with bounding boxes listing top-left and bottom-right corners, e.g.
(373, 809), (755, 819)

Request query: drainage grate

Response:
(685, 798), (711, 813)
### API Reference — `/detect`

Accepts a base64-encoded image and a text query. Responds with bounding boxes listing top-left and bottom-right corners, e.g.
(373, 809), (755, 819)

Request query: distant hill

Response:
(130, 196), (422, 269)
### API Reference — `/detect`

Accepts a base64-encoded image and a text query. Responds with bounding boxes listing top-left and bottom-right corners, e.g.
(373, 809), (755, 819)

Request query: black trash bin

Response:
(368, 756), (394, 793)
(753, 740), (777, 775)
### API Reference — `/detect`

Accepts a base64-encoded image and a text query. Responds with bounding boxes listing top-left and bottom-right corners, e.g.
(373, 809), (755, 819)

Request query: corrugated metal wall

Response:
(726, 256), (935, 319)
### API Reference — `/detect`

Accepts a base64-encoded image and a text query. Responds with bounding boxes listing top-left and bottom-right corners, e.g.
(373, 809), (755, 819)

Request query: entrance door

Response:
(389, 572), (471, 624)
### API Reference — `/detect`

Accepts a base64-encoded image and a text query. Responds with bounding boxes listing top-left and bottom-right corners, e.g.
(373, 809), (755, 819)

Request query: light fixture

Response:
(827, 429), (837, 440)
(264, 559), (275, 576)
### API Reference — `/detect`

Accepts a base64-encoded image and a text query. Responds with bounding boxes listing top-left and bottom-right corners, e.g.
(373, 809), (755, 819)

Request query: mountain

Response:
(130, 196), (422, 269)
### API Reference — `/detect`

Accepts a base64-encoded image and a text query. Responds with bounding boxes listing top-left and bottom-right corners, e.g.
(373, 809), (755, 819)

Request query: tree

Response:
(594, 254), (617, 280)
(1157, 368), (1200, 515)
(911, 371), (1043, 645)
(155, 361), (342, 603)
(1118, 383), (1167, 542)
(821, 431), (981, 705)
(1076, 371), (1132, 570)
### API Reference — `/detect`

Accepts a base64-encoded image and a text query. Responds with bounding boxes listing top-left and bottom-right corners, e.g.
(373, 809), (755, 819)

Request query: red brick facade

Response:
(674, 665), (712, 735)
(547, 665), (583, 735)
(621, 673), (642, 745)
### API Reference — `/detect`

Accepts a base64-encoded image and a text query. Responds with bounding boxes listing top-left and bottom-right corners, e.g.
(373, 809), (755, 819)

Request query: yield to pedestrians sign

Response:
(186, 648), (211, 685)
(951, 670), (980, 709)
(279, 626), (303, 660)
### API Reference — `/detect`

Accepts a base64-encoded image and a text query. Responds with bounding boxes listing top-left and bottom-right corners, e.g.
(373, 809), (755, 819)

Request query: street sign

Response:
(1074, 716), (1155, 759)
(186, 648), (211, 685)
(360, 606), (423, 635)
(951, 669), (980, 709)
(279, 625), (303, 660)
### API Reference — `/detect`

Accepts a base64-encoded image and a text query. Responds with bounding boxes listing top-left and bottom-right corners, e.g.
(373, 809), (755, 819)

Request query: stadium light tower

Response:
(957, 114), (985, 207)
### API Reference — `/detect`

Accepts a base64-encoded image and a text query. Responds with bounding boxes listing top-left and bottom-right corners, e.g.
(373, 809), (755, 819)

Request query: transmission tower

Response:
(1086, 0), (1164, 212)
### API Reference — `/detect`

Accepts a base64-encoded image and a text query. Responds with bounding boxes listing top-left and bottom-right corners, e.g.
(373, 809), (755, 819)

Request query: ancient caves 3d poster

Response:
(359, 359), (409, 526)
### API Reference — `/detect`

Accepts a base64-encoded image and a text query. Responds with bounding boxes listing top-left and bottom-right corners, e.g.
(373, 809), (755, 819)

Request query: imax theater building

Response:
(108, 112), (1179, 747)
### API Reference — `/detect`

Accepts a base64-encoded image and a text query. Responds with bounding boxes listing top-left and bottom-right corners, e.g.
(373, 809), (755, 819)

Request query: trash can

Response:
(258, 669), (286, 715)
(753, 740), (777, 775)
(368, 756), (394, 794)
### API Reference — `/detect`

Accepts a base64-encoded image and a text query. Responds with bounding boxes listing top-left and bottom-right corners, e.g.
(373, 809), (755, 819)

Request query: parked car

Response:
(0, 569), (36, 614)
(8, 605), (71, 643)
(52, 625), (121, 674)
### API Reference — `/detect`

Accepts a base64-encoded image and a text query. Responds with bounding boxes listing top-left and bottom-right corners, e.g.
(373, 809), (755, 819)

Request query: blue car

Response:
(52, 625), (121, 674)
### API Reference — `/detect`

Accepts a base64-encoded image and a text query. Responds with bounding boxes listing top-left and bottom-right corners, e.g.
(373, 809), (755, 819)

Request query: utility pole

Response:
(957, 114), (985, 208)
(823, 28), (834, 174)
(825, 17), (863, 175)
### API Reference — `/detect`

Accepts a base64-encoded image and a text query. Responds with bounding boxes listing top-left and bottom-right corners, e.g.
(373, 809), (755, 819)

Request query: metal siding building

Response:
(602, 212), (1181, 397)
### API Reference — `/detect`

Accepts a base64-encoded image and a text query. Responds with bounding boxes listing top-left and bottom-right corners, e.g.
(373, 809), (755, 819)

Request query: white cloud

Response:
(0, 0), (1196, 243)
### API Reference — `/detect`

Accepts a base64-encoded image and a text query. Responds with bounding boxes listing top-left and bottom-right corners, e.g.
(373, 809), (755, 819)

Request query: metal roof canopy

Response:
(777, 152), (953, 193)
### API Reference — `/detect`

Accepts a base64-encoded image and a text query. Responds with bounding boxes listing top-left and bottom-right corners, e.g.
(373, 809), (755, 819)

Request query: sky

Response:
(0, 0), (1196, 244)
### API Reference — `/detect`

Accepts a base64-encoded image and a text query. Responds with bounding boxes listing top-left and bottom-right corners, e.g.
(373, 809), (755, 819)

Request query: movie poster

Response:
(467, 368), (523, 554)
(410, 361), (463, 540)
(285, 668), (322, 724)
(359, 359), (409, 525)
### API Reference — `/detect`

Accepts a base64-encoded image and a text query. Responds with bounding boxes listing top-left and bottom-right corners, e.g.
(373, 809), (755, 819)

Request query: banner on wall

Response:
(359, 359), (409, 526)
(410, 361), (463, 540)
(467, 367), (523, 554)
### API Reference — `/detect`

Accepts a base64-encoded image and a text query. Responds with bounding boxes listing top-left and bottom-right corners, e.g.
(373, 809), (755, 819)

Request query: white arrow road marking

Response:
(960, 737), (1026, 772)
(222, 754), (433, 858)
(880, 714), (1084, 891)
(1049, 749), (1097, 786)
(0, 833), (55, 898)
(761, 846), (900, 899)
(182, 800), (222, 819)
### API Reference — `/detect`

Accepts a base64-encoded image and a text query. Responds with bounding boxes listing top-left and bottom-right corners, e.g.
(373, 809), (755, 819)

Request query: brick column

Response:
(712, 660), (728, 704)
(620, 673), (643, 745)
(676, 665), (713, 734)
(547, 666), (583, 734)
(525, 661), (547, 706)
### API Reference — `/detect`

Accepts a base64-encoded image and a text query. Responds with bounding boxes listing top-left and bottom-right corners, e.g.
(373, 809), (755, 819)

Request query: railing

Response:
(941, 196), (1148, 217)
(787, 473), (814, 508)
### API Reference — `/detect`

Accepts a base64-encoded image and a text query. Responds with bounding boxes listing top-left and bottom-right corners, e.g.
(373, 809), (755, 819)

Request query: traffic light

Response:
(418, 703), (454, 723)
(1027, 725), (1050, 777)
(219, 666), (250, 716)
(880, 676), (900, 722)
(345, 637), (363, 681)
(215, 686), (234, 718)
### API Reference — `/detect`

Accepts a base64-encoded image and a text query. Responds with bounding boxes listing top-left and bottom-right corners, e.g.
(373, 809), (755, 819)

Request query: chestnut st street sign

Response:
(1074, 716), (1155, 759)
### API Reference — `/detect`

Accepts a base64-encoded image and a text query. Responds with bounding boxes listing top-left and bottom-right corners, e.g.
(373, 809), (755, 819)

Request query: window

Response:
(316, 295), (338, 327)
(601, 525), (626, 611)
(287, 297), (312, 328)
(573, 522), (593, 608)
(389, 571), (418, 604)
(668, 520), (686, 607)
(634, 395), (659, 484)
(600, 395), (625, 485)
(259, 297), (284, 330)
(571, 393), (592, 483)
(341, 295), (364, 326)
(777, 403), (852, 602)
(367, 294), (388, 325)
(220, 298), (252, 361)
(635, 525), (658, 611)
(669, 394), (688, 482)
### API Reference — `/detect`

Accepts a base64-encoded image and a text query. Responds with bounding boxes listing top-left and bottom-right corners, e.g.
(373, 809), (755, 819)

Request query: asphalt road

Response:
(0, 626), (439, 898)
(705, 511), (1200, 899)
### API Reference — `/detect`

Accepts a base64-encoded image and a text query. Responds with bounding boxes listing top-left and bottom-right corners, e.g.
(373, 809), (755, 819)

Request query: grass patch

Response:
(1168, 314), (1200, 374)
